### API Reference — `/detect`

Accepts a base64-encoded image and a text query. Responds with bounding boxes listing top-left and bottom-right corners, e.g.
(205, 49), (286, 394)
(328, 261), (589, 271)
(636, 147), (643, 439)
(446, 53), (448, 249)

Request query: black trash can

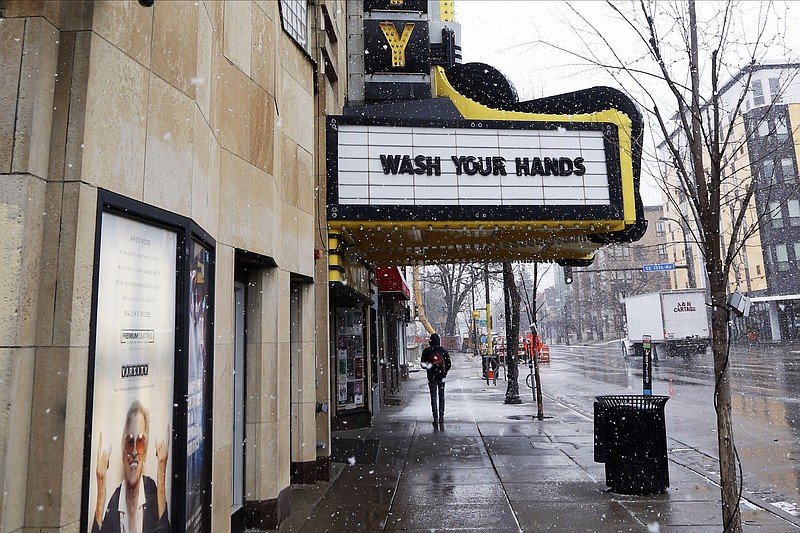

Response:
(593, 400), (608, 463)
(594, 395), (670, 494)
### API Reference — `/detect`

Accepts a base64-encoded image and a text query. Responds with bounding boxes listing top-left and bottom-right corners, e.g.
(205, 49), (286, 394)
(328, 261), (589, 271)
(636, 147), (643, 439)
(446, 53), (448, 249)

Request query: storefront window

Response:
(336, 308), (365, 410)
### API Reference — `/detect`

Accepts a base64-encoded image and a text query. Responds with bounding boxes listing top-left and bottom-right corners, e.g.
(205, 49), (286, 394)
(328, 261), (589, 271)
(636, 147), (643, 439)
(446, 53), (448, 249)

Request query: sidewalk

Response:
(270, 351), (800, 532)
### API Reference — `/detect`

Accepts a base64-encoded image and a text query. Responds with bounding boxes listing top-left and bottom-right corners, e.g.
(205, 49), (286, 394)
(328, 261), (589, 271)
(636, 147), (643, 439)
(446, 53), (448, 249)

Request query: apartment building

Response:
(659, 62), (800, 341)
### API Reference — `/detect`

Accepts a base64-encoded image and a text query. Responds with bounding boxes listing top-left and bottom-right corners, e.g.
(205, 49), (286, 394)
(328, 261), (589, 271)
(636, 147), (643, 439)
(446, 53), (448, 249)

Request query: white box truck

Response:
(621, 289), (710, 359)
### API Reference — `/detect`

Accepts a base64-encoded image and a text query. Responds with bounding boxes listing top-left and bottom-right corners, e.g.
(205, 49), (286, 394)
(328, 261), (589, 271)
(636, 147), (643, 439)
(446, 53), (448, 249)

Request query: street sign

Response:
(472, 310), (481, 319)
(642, 263), (675, 272)
(479, 319), (487, 327)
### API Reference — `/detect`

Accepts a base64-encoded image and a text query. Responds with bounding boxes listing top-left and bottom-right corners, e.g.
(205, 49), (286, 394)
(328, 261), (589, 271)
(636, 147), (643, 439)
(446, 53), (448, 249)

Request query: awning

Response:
(750, 294), (800, 303)
(377, 267), (410, 300)
(329, 281), (374, 307)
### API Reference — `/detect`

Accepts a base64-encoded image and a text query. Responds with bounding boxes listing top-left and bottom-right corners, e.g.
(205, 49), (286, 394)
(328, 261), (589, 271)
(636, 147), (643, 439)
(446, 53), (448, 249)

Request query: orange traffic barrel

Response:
(539, 345), (551, 363)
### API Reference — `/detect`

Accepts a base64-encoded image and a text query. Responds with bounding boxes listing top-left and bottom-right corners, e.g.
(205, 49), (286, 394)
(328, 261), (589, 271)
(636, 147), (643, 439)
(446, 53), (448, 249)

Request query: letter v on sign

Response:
(379, 22), (415, 67)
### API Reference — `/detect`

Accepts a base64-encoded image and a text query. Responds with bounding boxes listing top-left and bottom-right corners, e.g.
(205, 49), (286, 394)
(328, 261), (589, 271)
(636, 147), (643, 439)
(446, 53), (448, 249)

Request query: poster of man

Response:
(92, 402), (171, 532)
(86, 213), (176, 533)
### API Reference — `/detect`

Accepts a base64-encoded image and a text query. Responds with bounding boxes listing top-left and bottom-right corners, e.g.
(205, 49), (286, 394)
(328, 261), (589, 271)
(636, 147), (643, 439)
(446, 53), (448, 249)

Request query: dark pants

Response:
(428, 380), (445, 422)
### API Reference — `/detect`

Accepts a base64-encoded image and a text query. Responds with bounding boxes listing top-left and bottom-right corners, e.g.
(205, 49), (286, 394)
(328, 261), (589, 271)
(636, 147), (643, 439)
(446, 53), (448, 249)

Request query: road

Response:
(532, 341), (800, 520)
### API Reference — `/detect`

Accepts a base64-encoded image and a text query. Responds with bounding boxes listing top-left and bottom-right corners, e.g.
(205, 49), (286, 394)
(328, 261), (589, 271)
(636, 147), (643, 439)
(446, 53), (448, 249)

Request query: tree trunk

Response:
(503, 262), (522, 404)
(709, 266), (742, 531)
(687, 1), (741, 528)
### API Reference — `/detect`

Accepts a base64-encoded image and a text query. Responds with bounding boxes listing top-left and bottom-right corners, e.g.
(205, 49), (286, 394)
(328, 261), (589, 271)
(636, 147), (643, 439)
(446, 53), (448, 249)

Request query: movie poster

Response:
(335, 308), (365, 410)
(86, 213), (176, 533)
(186, 240), (211, 533)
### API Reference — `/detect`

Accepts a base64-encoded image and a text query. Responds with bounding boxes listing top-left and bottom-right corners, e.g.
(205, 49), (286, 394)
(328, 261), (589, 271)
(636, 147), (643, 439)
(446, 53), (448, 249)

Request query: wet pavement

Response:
(269, 351), (800, 532)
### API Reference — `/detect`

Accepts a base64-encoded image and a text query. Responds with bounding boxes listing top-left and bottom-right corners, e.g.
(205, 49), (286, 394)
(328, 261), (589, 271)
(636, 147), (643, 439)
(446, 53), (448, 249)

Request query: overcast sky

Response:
(454, 0), (800, 206)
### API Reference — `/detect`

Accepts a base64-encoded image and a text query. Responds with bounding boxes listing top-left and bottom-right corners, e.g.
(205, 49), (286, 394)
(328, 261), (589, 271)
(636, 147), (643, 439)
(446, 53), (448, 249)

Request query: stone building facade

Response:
(0, 1), (347, 531)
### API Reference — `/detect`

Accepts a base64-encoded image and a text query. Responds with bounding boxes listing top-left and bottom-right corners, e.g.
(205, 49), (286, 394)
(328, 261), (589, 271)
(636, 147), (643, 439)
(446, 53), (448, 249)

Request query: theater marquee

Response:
(328, 116), (623, 223)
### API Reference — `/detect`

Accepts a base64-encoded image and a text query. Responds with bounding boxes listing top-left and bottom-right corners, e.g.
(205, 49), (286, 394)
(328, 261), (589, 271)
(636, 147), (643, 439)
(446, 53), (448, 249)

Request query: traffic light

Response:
(564, 266), (573, 285)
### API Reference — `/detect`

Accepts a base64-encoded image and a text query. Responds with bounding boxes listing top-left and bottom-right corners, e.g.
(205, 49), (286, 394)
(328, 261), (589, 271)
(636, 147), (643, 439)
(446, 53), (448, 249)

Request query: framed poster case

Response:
(81, 190), (214, 533)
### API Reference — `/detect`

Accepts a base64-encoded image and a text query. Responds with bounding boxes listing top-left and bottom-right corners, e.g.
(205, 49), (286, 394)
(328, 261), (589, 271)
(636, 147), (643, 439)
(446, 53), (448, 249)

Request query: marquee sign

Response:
(327, 115), (623, 223)
(332, 2), (644, 265)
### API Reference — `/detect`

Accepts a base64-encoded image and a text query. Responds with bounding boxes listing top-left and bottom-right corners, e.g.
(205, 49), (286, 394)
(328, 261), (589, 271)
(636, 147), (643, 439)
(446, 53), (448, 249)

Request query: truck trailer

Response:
(621, 289), (710, 359)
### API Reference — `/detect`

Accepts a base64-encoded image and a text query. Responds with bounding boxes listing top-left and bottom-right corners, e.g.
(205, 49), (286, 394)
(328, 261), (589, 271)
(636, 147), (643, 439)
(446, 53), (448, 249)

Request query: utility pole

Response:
(485, 262), (492, 361)
(471, 274), (479, 358)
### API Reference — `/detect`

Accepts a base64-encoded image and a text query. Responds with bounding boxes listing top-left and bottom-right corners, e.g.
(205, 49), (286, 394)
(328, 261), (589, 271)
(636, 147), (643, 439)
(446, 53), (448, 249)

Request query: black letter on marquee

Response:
(574, 157), (586, 176)
(531, 157), (545, 176)
(429, 156), (442, 176)
(543, 157), (559, 176)
(399, 155), (414, 174)
(478, 157), (492, 176)
(380, 155), (402, 174)
(515, 157), (529, 176)
(558, 157), (574, 176)
(463, 156), (478, 176)
(414, 154), (427, 175)
(493, 157), (507, 176)
(451, 155), (464, 175)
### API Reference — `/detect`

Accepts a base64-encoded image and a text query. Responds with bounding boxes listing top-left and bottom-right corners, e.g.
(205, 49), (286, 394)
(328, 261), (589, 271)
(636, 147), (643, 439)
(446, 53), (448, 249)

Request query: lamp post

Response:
(660, 214), (697, 288)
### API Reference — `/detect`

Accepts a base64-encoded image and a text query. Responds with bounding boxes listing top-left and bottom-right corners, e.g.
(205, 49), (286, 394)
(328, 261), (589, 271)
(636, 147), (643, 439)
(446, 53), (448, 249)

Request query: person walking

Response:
(421, 333), (452, 425)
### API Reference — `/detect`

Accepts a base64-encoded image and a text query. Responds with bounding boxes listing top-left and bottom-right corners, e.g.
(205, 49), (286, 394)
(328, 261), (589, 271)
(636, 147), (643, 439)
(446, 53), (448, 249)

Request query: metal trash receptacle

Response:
(594, 395), (670, 494)
(593, 400), (607, 463)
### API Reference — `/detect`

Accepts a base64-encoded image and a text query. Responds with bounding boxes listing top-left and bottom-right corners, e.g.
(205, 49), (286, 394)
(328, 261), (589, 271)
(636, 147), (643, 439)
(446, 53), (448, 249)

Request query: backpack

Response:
(430, 347), (445, 370)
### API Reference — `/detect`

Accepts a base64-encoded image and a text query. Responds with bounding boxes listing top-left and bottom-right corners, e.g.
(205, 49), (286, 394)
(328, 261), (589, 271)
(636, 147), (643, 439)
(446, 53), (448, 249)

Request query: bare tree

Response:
(420, 263), (477, 337)
(540, 1), (800, 530)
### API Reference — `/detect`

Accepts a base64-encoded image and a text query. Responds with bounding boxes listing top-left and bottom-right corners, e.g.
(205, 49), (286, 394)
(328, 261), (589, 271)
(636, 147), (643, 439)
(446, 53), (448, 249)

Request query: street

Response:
(540, 342), (800, 519)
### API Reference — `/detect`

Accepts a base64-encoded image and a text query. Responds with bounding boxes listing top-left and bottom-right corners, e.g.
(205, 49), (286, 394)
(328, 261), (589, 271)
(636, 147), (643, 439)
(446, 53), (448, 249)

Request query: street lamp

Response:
(659, 215), (697, 288)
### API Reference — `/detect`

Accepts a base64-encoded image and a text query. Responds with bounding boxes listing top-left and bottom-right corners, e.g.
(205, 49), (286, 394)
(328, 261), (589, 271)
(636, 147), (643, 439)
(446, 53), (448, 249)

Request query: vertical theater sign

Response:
(331, 0), (646, 268)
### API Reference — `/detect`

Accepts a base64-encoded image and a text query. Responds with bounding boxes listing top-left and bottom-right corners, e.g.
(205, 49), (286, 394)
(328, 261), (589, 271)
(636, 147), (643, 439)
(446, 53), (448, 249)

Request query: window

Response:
(655, 219), (666, 236)
(756, 264), (762, 276)
(763, 160), (775, 183)
(782, 158), (795, 182)
(658, 244), (668, 258)
(776, 116), (789, 141)
(757, 120), (770, 137)
(289, 282), (304, 482)
(769, 77), (781, 102)
(622, 247), (630, 258)
(770, 201), (784, 228)
(789, 200), (800, 226)
(752, 79), (765, 106)
(775, 244), (790, 271)
(232, 282), (246, 526)
(280, 0), (309, 49)
(795, 243), (800, 262)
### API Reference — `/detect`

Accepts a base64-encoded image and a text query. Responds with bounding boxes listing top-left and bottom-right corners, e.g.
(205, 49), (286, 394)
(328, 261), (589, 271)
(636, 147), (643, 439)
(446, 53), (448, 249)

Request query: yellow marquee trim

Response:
(433, 66), (637, 225)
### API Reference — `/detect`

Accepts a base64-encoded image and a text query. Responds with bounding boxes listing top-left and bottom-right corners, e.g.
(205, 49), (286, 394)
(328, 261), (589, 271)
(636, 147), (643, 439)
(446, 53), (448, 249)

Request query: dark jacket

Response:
(421, 334), (452, 382)
(92, 475), (171, 533)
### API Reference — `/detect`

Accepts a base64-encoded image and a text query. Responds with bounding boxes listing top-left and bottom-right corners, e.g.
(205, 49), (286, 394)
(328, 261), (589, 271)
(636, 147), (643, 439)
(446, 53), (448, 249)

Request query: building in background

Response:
(659, 62), (800, 342)
(558, 206), (672, 343)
